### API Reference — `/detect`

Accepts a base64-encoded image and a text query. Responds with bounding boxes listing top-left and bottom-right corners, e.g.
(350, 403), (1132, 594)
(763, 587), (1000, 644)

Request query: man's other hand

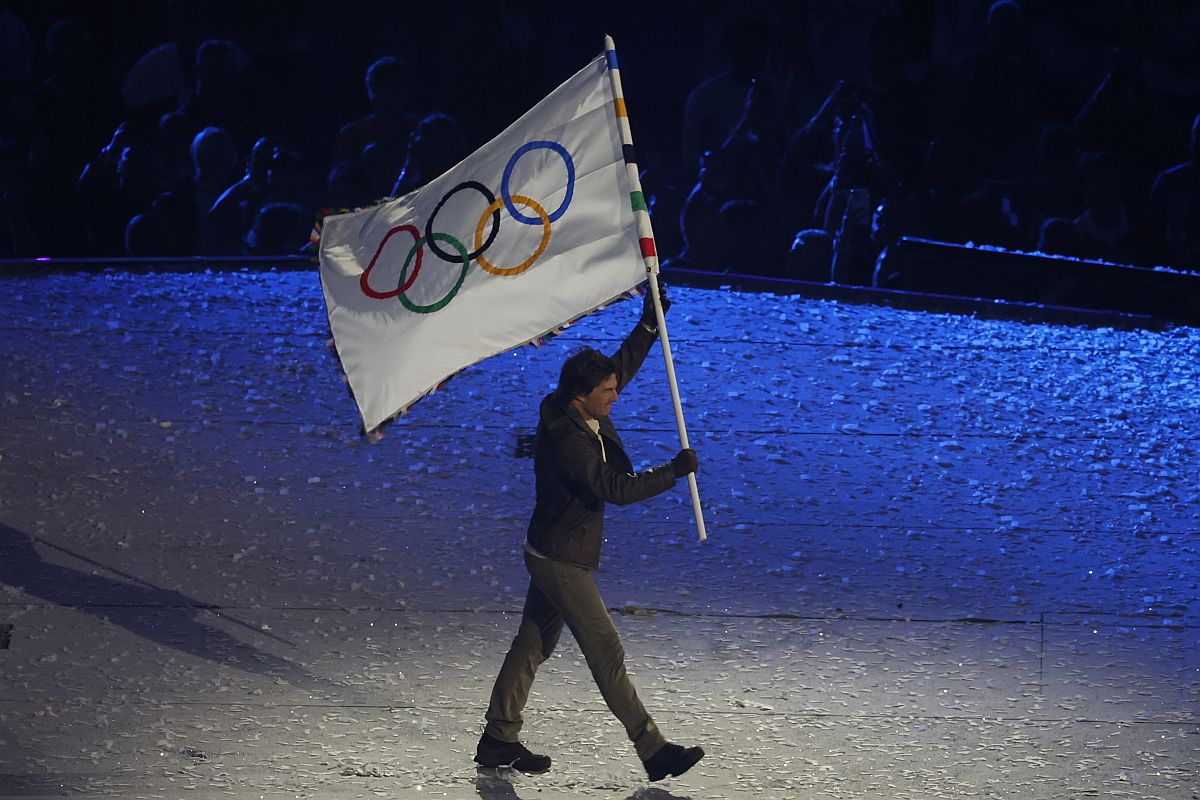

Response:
(670, 448), (698, 478)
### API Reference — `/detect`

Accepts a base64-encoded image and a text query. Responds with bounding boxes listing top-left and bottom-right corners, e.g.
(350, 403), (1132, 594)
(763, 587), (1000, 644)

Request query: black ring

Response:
(424, 181), (501, 263)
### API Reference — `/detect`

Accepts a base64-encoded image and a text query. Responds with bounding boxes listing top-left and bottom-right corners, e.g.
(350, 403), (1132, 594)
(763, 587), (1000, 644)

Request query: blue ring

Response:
(501, 140), (575, 224)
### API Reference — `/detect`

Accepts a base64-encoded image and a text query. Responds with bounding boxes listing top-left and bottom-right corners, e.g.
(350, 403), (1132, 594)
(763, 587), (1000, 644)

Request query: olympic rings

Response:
(424, 181), (500, 264)
(474, 195), (550, 277)
(502, 141), (574, 223)
(359, 140), (578, 312)
(396, 232), (470, 315)
(360, 224), (422, 299)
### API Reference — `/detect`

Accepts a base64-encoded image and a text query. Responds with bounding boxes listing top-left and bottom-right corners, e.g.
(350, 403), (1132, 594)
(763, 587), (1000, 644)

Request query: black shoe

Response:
(474, 732), (551, 774)
(643, 742), (704, 782)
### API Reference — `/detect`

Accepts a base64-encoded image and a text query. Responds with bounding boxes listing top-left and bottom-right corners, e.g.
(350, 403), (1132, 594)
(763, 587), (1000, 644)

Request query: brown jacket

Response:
(525, 322), (678, 570)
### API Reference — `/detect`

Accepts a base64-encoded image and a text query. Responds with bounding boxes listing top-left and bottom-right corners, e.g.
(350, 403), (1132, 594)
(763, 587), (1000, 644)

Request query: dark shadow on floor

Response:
(474, 768), (521, 800)
(474, 768), (693, 800)
(0, 772), (104, 796)
(625, 788), (693, 800)
(0, 521), (324, 685)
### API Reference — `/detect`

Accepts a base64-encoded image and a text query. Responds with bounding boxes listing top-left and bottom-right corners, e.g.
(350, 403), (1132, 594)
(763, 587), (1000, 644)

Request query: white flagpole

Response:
(603, 35), (707, 541)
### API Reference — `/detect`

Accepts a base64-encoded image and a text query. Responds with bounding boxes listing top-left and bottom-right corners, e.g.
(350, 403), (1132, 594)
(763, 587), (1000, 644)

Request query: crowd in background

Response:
(2, 0), (1200, 287)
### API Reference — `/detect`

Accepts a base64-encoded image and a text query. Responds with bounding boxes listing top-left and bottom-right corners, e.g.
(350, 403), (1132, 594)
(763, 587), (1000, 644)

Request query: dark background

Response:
(3, 0), (1200, 285)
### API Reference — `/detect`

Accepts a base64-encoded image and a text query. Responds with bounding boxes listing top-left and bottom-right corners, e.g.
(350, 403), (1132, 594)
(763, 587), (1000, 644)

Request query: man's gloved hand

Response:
(641, 282), (671, 329)
(670, 448), (698, 478)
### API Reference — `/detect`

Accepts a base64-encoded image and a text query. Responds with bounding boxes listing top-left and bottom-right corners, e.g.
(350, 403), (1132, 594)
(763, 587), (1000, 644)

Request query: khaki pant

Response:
(484, 552), (666, 761)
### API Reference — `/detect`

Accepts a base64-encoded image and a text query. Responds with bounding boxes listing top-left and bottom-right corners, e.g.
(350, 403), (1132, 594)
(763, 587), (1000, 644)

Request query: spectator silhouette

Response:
(124, 186), (199, 259)
(78, 119), (172, 256)
(892, 133), (996, 249)
(727, 75), (790, 194)
(780, 80), (880, 236)
(2, 1), (1195, 280)
(326, 158), (374, 210)
(1148, 112), (1200, 268)
(785, 228), (834, 282)
(0, 7), (34, 104)
(121, 40), (187, 119)
(669, 151), (726, 272)
(177, 39), (260, 153)
(0, 139), (36, 257)
(671, 79), (789, 272)
(77, 123), (131, 255)
(680, 16), (771, 181)
(814, 113), (885, 234)
(814, 112), (890, 285)
(29, 18), (118, 255)
(771, 7), (824, 133)
(31, 19), (118, 176)
(190, 126), (239, 254)
(158, 110), (199, 193)
(860, 16), (930, 182)
(124, 210), (170, 257)
(245, 201), (309, 255)
(1036, 215), (1081, 258)
(870, 180), (927, 287)
(333, 55), (419, 171)
(1072, 47), (1177, 217)
(208, 136), (284, 255)
(261, 145), (312, 211)
(953, 1), (1045, 183)
(806, 2), (892, 94)
(390, 112), (467, 197)
(152, 190), (198, 256)
(919, 64), (962, 140)
(120, 0), (213, 119)
(1026, 124), (1082, 242)
(117, 144), (171, 225)
(718, 197), (788, 276)
(1070, 151), (1130, 263)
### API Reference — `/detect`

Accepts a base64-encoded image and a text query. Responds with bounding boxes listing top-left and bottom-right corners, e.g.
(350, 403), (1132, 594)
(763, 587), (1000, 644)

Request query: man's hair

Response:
(555, 347), (617, 403)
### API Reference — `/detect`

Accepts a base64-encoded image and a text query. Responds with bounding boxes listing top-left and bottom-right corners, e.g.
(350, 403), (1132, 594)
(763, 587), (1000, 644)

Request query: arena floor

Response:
(1, 269), (1196, 799)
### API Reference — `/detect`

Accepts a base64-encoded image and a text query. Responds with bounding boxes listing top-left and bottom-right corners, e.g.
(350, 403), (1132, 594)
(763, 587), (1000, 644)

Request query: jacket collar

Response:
(548, 393), (615, 437)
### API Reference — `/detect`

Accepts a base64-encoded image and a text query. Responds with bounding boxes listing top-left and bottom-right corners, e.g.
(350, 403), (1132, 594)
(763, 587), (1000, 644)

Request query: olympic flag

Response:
(318, 52), (645, 434)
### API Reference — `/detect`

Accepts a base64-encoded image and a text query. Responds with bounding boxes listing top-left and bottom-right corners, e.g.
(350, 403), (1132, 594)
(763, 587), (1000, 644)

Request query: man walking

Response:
(475, 286), (704, 783)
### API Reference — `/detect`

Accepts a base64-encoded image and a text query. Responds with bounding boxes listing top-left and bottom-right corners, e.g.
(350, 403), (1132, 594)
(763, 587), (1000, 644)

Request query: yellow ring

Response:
(474, 194), (551, 277)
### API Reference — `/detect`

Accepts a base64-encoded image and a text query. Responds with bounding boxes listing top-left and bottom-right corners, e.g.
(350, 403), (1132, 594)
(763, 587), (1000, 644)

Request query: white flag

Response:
(318, 53), (644, 432)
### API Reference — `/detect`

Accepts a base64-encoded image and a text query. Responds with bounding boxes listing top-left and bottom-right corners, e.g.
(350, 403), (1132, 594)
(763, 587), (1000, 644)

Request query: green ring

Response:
(398, 232), (470, 314)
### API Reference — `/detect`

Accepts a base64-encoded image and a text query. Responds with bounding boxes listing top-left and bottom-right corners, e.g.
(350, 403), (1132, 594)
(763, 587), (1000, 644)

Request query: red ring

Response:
(360, 224), (422, 299)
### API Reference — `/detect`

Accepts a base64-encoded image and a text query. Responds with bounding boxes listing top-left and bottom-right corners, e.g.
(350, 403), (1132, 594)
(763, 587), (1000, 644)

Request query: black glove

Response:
(669, 448), (698, 478)
(641, 282), (671, 328)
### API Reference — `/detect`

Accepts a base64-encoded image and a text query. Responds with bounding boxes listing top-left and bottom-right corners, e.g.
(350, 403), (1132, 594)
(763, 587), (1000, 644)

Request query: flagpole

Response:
(603, 35), (707, 542)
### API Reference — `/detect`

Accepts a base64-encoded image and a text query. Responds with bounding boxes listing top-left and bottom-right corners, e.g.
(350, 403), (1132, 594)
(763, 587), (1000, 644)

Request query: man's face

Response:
(575, 374), (619, 419)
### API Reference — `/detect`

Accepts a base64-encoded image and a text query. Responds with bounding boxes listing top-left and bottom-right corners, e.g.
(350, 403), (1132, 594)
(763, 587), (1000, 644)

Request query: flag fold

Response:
(319, 53), (644, 432)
